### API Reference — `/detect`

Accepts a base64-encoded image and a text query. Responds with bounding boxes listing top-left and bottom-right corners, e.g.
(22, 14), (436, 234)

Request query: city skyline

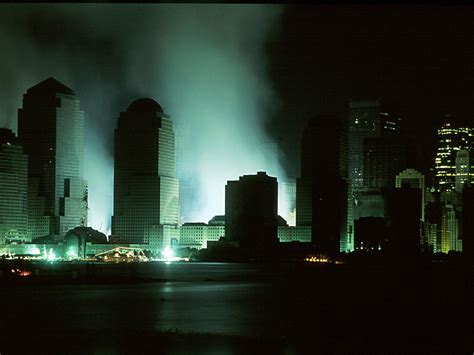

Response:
(1, 4), (473, 234)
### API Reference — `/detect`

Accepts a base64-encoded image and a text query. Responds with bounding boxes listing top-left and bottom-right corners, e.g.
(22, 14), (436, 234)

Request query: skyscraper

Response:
(297, 115), (349, 255)
(0, 129), (28, 244)
(225, 172), (278, 256)
(348, 99), (383, 190)
(455, 149), (471, 193)
(112, 98), (179, 249)
(434, 118), (472, 192)
(18, 78), (87, 239)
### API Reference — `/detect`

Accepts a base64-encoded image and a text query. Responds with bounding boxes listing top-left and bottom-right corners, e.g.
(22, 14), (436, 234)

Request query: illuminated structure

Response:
(278, 178), (296, 226)
(179, 216), (225, 249)
(297, 115), (350, 255)
(18, 78), (87, 239)
(225, 172), (278, 256)
(434, 119), (472, 192)
(112, 98), (179, 249)
(0, 129), (28, 244)
(277, 226), (311, 243)
(455, 149), (471, 193)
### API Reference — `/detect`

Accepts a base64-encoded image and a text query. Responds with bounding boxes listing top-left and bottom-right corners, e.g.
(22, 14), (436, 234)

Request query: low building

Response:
(277, 226), (311, 243)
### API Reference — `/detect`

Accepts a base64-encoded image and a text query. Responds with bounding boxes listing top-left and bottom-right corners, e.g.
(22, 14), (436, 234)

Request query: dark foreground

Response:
(0, 262), (472, 353)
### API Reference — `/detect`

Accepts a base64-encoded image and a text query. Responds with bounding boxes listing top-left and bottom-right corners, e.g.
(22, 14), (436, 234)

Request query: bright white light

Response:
(47, 248), (56, 262)
(163, 246), (174, 260)
(28, 247), (41, 255)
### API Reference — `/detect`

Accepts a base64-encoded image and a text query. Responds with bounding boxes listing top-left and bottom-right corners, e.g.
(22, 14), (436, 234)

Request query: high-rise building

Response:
(363, 136), (416, 189)
(297, 115), (349, 255)
(225, 172), (278, 256)
(0, 129), (28, 244)
(434, 118), (472, 192)
(455, 149), (471, 193)
(18, 78), (87, 239)
(112, 98), (179, 249)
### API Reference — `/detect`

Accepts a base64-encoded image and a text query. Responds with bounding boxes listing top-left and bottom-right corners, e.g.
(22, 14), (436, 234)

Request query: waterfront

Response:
(0, 262), (472, 353)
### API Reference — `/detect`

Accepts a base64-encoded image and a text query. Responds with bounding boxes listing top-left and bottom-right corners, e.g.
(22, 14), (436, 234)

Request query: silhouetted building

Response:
(112, 98), (179, 249)
(18, 78), (87, 239)
(225, 172), (278, 257)
(395, 168), (425, 221)
(297, 115), (349, 255)
(434, 118), (472, 191)
(363, 136), (416, 189)
(354, 217), (387, 252)
(0, 129), (28, 244)
(386, 186), (422, 256)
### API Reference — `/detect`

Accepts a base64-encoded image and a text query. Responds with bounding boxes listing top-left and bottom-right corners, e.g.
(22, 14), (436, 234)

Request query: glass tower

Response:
(0, 129), (28, 244)
(112, 98), (179, 249)
(18, 78), (87, 239)
(434, 119), (472, 192)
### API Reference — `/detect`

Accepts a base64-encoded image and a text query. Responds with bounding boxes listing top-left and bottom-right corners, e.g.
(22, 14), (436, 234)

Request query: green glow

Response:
(66, 247), (78, 259)
(47, 248), (56, 262)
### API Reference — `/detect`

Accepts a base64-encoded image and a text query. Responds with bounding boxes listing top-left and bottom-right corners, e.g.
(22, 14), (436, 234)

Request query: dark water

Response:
(0, 262), (472, 353)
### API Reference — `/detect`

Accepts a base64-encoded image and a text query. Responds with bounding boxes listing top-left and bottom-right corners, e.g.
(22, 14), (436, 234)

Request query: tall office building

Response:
(297, 115), (349, 255)
(18, 78), (87, 239)
(112, 98), (179, 249)
(225, 172), (278, 256)
(434, 118), (472, 192)
(363, 136), (416, 189)
(455, 149), (471, 193)
(348, 100), (401, 190)
(0, 129), (28, 244)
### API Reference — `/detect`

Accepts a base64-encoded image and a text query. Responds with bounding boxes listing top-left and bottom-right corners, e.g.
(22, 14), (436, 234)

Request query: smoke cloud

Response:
(0, 4), (285, 233)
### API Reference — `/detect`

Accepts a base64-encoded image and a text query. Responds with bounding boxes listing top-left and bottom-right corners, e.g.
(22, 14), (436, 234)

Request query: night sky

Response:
(0, 4), (473, 232)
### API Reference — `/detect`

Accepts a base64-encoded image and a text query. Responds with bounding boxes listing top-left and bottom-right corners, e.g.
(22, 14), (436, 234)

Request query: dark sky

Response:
(267, 5), (474, 175)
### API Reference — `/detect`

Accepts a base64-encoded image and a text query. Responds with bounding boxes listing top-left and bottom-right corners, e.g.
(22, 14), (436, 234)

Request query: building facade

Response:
(18, 78), (87, 239)
(225, 172), (278, 255)
(434, 118), (472, 192)
(297, 115), (350, 255)
(112, 98), (179, 249)
(0, 129), (28, 244)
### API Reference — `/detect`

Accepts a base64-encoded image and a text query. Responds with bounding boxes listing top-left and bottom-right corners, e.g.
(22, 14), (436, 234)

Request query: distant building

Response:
(18, 78), (88, 239)
(348, 100), (401, 190)
(434, 118), (472, 192)
(455, 149), (471, 193)
(225, 172), (278, 256)
(0, 129), (28, 244)
(363, 136), (416, 189)
(179, 216), (225, 249)
(112, 98), (179, 249)
(277, 226), (311, 243)
(297, 115), (350, 255)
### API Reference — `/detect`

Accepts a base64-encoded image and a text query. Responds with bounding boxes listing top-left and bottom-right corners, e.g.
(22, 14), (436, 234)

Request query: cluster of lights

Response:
(10, 268), (32, 277)
(305, 256), (329, 263)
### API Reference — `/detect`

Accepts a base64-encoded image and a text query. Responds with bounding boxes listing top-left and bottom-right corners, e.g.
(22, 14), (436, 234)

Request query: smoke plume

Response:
(0, 5), (285, 233)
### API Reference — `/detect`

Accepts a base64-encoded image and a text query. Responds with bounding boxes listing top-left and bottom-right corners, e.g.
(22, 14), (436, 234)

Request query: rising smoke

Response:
(0, 5), (286, 233)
